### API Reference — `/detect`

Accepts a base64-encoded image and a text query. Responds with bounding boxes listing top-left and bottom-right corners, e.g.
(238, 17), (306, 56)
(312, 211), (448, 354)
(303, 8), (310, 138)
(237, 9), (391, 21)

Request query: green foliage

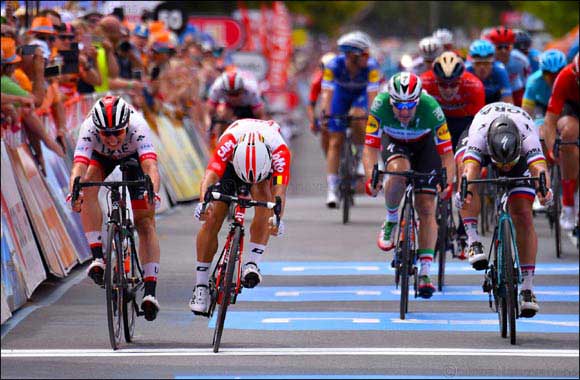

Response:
(510, 1), (579, 37)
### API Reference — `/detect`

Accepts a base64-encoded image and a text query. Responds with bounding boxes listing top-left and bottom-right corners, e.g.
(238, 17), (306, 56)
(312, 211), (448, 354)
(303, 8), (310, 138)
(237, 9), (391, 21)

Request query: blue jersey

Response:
(506, 49), (531, 92)
(322, 54), (381, 132)
(466, 61), (512, 104)
(527, 48), (541, 73)
(522, 70), (552, 114)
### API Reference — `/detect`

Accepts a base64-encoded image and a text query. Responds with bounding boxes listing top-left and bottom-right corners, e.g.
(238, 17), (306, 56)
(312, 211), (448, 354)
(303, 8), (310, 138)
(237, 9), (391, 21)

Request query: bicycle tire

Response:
(341, 138), (352, 224)
(552, 166), (562, 258)
(105, 224), (124, 350)
(399, 206), (412, 320)
(495, 239), (508, 339)
(436, 199), (448, 292)
(502, 219), (518, 345)
(212, 227), (241, 353)
(123, 234), (140, 343)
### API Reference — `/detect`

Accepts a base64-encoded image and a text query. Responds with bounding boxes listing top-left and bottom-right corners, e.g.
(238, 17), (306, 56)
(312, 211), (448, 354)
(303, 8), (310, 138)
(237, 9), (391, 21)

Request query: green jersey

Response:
(365, 91), (453, 154)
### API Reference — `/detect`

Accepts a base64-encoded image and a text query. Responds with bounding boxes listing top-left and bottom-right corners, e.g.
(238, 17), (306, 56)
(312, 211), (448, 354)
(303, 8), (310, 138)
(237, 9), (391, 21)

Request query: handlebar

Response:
(371, 164), (447, 190)
(460, 172), (547, 201)
(553, 137), (580, 159)
(71, 174), (154, 206)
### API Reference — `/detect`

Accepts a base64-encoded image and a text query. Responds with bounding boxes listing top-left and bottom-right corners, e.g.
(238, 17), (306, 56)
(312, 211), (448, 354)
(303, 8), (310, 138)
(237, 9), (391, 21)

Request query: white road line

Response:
(1, 347), (578, 358)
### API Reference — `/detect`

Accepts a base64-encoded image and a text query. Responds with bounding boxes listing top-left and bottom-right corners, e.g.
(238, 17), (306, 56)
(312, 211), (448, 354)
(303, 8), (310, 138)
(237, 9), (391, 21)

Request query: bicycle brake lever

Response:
(71, 176), (81, 204)
(371, 164), (379, 189)
(538, 171), (547, 197)
(274, 196), (282, 227)
(460, 175), (468, 201)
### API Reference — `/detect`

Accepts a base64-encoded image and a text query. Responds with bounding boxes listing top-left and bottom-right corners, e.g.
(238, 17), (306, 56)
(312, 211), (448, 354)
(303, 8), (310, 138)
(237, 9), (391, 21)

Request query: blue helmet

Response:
(469, 39), (495, 60)
(539, 49), (567, 73)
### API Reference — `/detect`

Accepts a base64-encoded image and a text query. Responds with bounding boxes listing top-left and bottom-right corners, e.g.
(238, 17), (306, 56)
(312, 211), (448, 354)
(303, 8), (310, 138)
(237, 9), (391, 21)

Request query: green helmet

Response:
(388, 72), (423, 103)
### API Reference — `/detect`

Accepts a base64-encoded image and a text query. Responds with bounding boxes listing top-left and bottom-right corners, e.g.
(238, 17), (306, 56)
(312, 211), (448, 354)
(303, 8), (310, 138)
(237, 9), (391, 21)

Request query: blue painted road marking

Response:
(208, 312), (579, 333)
(176, 376), (578, 379)
(259, 262), (579, 276)
(238, 286), (579, 303)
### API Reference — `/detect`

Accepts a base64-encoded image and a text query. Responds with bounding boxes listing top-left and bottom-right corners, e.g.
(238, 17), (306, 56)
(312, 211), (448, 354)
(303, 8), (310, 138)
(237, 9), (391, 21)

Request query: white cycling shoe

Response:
(141, 294), (160, 321)
(326, 189), (339, 209)
(241, 262), (262, 288)
(560, 207), (576, 230)
(189, 285), (210, 315)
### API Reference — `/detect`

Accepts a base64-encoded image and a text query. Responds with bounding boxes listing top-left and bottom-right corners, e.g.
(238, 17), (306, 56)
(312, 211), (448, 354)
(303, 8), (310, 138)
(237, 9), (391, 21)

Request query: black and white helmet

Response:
(337, 30), (372, 53)
(487, 115), (522, 165)
(419, 36), (442, 61)
(433, 28), (453, 46)
(91, 95), (131, 132)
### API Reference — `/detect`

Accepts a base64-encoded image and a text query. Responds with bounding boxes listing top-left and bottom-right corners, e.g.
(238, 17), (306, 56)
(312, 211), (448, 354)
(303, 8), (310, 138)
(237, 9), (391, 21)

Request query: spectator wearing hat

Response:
(132, 24), (149, 68)
(27, 16), (56, 60)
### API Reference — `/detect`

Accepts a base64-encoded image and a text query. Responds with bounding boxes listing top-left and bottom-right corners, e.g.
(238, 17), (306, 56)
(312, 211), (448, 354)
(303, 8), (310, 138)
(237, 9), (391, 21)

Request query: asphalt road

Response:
(1, 120), (579, 379)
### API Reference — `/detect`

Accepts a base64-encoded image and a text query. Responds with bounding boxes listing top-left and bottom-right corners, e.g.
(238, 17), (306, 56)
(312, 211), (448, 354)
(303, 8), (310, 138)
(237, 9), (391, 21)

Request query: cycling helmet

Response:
(573, 53), (579, 80)
(91, 95), (130, 132)
(486, 114), (521, 165)
(232, 131), (272, 184)
(539, 49), (567, 73)
(469, 39), (495, 60)
(433, 51), (464, 81)
(388, 72), (423, 103)
(487, 26), (515, 45)
(220, 70), (244, 92)
(320, 52), (336, 67)
(419, 36), (442, 61)
(337, 30), (372, 53)
(513, 29), (532, 51)
(432, 28), (453, 46)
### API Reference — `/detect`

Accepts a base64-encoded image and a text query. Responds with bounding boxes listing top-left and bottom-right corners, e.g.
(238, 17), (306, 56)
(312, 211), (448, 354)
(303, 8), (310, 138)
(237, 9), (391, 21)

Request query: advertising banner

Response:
(1, 282), (11, 324)
(187, 16), (245, 50)
(1, 217), (28, 312)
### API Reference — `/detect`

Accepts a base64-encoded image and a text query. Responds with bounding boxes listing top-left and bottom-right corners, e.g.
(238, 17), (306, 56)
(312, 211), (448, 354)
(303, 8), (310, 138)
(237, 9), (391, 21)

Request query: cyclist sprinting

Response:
(67, 95), (162, 321)
(455, 102), (553, 317)
(189, 118), (291, 314)
(466, 39), (513, 105)
(363, 72), (455, 298)
(542, 53), (579, 231)
(320, 30), (381, 208)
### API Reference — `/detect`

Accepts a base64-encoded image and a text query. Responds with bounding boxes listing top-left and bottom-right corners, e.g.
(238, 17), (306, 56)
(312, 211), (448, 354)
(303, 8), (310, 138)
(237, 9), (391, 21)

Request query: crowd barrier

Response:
(1, 93), (209, 325)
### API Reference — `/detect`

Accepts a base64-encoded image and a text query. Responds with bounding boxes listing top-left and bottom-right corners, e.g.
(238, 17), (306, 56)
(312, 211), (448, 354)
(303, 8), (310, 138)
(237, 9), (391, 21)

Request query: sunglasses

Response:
(99, 129), (126, 137)
(58, 35), (75, 41)
(496, 44), (511, 50)
(391, 100), (418, 110)
(492, 157), (519, 170)
(37, 35), (56, 42)
(437, 80), (460, 89)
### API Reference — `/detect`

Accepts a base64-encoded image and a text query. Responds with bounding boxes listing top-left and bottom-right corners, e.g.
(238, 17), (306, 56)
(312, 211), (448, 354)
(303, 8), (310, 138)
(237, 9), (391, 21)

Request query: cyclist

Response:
(67, 95), (162, 321)
(514, 29), (541, 73)
(455, 103), (553, 317)
(363, 72), (455, 298)
(487, 26), (531, 107)
(320, 31), (381, 208)
(206, 69), (266, 148)
(307, 52), (337, 158)
(542, 53), (579, 231)
(433, 28), (454, 52)
(416, 36), (442, 75)
(466, 39), (513, 105)
(189, 118), (291, 314)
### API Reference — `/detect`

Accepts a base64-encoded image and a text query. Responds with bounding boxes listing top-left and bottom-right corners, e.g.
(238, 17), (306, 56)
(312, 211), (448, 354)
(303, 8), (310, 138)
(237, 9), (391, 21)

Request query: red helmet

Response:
(91, 95), (131, 132)
(487, 26), (515, 45)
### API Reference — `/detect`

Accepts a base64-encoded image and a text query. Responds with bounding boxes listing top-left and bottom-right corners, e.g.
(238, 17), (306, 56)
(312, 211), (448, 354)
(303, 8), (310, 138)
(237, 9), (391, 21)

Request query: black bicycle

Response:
(372, 164), (446, 319)
(71, 159), (154, 350)
(322, 114), (367, 224)
(197, 185), (282, 353)
(435, 194), (461, 292)
(461, 172), (547, 345)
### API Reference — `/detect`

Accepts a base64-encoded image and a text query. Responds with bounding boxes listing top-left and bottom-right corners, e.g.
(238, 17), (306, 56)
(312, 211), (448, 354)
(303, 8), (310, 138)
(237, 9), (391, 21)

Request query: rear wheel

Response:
(341, 138), (352, 224)
(552, 166), (562, 258)
(502, 220), (518, 345)
(436, 199), (448, 292)
(105, 224), (123, 350)
(212, 227), (241, 353)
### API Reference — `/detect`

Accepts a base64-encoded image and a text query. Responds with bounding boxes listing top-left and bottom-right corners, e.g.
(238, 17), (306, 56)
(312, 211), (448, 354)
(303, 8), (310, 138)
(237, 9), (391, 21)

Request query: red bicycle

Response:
(200, 185), (281, 353)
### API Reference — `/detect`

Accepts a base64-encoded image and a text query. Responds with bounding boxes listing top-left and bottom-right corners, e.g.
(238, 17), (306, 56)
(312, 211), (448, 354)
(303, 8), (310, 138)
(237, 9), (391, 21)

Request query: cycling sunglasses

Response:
(491, 156), (519, 170)
(391, 100), (418, 110)
(99, 129), (126, 137)
(496, 44), (511, 50)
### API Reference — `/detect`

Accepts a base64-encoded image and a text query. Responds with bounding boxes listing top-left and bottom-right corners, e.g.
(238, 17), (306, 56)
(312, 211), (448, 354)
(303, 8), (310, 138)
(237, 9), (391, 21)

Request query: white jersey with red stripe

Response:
(207, 72), (263, 110)
(463, 102), (545, 167)
(208, 118), (291, 185)
(73, 108), (157, 165)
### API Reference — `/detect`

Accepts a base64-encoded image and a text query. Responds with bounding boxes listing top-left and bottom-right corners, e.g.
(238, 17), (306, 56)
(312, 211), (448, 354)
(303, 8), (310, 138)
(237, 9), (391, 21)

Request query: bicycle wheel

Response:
(123, 234), (140, 343)
(212, 227), (241, 353)
(436, 199), (448, 292)
(501, 219), (518, 345)
(341, 138), (352, 224)
(105, 224), (124, 350)
(552, 166), (562, 258)
(399, 207), (412, 320)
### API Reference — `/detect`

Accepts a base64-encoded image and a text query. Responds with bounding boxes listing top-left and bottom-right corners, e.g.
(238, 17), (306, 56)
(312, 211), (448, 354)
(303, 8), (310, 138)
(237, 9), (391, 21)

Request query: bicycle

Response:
(71, 159), (155, 350)
(198, 185), (282, 353)
(460, 171), (547, 345)
(371, 164), (446, 320)
(435, 194), (462, 292)
(322, 114), (367, 224)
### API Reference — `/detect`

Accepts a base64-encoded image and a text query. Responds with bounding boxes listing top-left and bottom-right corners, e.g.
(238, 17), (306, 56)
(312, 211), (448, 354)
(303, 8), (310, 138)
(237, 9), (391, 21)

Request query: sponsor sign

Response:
(188, 17), (245, 50)
(230, 52), (269, 81)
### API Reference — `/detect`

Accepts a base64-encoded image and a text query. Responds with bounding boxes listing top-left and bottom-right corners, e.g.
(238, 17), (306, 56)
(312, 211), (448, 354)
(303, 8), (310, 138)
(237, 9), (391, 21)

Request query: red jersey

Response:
(547, 63), (579, 115)
(421, 70), (485, 118)
(309, 69), (323, 105)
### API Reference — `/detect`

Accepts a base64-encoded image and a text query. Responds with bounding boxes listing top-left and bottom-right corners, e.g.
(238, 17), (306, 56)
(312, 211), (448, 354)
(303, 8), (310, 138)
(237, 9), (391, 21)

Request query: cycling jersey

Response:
(208, 119), (291, 185)
(73, 108), (157, 165)
(207, 72), (264, 112)
(507, 49), (531, 93)
(322, 54), (381, 132)
(365, 91), (452, 155)
(463, 102), (545, 169)
(466, 61), (512, 104)
(546, 63), (580, 117)
(522, 70), (552, 115)
(527, 48), (541, 73)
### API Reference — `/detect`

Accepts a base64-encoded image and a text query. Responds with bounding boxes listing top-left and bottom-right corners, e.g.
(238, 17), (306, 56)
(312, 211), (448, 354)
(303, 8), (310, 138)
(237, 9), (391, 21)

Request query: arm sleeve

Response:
(546, 68), (572, 115)
(133, 112), (158, 162)
(271, 144), (292, 186)
(309, 70), (323, 104)
(364, 97), (384, 148)
(207, 133), (237, 177)
(73, 119), (95, 165)
(321, 64), (336, 91)
(366, 61), (381, 93)
(429, 102), (452, 154)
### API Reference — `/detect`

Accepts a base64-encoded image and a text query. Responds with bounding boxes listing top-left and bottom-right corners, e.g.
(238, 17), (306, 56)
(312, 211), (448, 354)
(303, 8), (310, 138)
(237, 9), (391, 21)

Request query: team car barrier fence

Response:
(1, 92), (209, 324)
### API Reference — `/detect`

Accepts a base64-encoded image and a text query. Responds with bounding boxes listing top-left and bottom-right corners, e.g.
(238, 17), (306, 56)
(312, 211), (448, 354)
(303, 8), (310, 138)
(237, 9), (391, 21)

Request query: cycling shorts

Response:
(328, 90), (367, 132)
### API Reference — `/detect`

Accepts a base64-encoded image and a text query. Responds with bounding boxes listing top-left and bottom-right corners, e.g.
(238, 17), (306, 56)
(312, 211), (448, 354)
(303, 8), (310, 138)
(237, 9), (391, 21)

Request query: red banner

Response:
(188, 16), (245, 50)
(267, 2), (293, 92)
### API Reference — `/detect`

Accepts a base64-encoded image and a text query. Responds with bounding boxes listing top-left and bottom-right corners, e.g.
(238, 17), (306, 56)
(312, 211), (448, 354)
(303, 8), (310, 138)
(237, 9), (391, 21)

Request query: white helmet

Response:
(220, 70), (244, 92)
(337, 30), (372, 53)
(433, 28), (453, 46)
(419, 36), (442, 61)
(232, 132), (272, 183)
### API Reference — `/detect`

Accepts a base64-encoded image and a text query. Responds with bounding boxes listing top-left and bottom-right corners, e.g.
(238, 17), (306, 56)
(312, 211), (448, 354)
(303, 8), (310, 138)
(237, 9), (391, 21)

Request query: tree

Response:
(510, 1), (579, 37)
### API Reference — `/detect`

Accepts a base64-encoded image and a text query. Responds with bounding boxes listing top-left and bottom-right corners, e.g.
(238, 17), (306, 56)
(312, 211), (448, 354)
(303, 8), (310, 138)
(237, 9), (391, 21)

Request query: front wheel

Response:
(399, 207), (412, 320)
(105, 224), (124, 350)
(123, 235), (140, 343)
(341, 139), (353, 224)
(502, 219), (518, 345)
